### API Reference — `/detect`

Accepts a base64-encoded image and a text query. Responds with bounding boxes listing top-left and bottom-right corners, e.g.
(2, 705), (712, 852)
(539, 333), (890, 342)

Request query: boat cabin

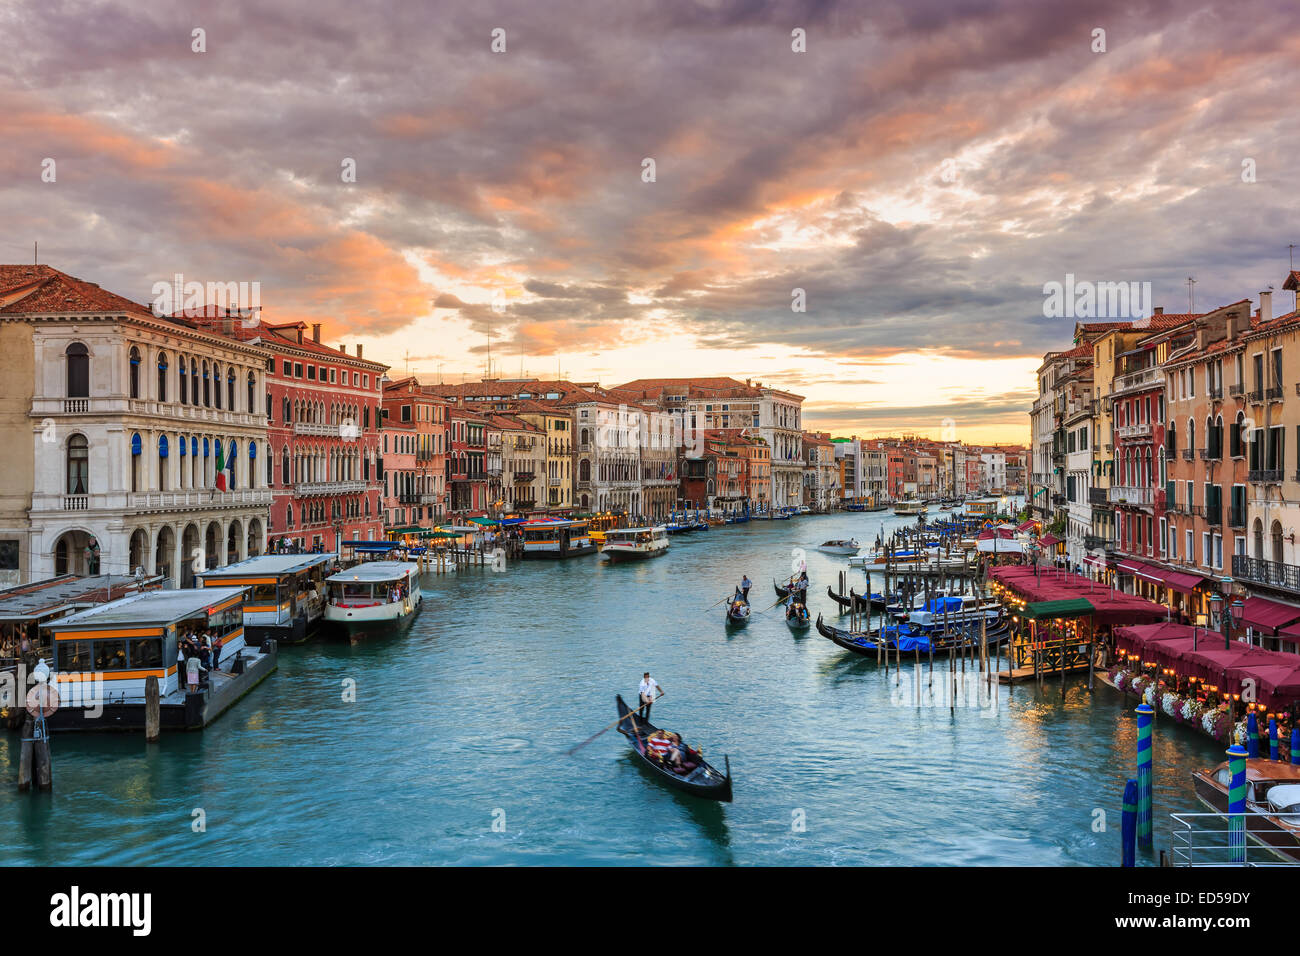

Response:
(195, 553), (337, 645)
(325, 561), (418, 607)
(45, 586), (248, 704)
(519, 519), (596, 558)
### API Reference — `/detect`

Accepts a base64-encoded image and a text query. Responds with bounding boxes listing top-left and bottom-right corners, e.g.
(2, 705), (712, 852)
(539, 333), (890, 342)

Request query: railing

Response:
(1181, 449), (1195, 460)
(1187, 504), (1204, 517)
(1268, 385), (1284, 401)
(64, 495), (88, 511)
(1115, 422), (1152, 439)
(1248, 469), (1283, 484)
(295, 480), (367, 496)
(1113, 367), (1157, 393)
(1229, 383), (1244, 396)
(1083, 534), (1113, 550)
(1208, 384), (1223, 400)
(1088, 487), (1110, 506)
(512, 471), (536, 482)
(1206, 506), (1222, 526)
(293, 422), (342, 437)
(397, 493), (421, 504)
(548, 477), (562, 487)
(130, 488), (273, 510)
(1109, 486), (1153, 505)
(64, 399), (88, 414)
(1248, 389), (1264, 403)
(1169, 811), (1300, 867)
(1234, 554), (1300, 592)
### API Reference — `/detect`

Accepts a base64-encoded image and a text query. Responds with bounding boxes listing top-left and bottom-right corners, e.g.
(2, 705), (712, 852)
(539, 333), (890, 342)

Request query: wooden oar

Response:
(565, 693), (664, 755)
(703, 595), (731, 612)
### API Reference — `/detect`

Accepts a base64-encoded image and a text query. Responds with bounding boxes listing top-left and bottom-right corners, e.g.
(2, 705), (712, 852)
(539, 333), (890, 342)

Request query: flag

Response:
(214, 441), (227, 491)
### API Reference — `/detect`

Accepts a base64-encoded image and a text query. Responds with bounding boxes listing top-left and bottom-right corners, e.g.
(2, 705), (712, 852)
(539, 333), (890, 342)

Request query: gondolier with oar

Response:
(638, 671), (663, 721)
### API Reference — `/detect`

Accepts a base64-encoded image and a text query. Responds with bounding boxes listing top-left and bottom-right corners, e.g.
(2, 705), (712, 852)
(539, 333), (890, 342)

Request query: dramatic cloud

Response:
(3, 0), (1296, 441)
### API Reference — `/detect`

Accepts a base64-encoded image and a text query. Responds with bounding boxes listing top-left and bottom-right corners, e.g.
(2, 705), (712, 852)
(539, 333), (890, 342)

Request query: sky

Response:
(2, 0), (1297, 444)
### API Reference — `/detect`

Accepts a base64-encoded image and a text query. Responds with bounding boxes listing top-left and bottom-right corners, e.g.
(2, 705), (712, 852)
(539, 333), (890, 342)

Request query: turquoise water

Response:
(0, 513), (1224, 865)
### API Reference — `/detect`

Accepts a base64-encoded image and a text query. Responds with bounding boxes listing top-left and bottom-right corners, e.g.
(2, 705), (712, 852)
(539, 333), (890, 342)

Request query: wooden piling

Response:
(17, 716), (32, 791)
(145, 674), (160, 743)
(34, 725), (51, 791)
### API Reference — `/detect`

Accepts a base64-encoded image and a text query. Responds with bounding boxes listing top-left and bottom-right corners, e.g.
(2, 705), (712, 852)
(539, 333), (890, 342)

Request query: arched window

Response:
(248, 372), (256, 414)
(282, 397), (290, 423)
(157, 351), (168, 402)
(228, 368), (236, 411)
(158, 434), (169, 490)
(66, 343), (89, 398)
(67, 434), (89, 494)
(265, 443), (273, 486)
(1187, 419), (1195, 457)
(202, 361), (211, 406)
(228, 440), (238, 489)
(130, 431), (141, 492)
(129, 346), (141, 399)
(286, 503), (293, 527)
(282, 446), (289, 486)
(178, 353), (188, 404)
(213, 363), (222, 409)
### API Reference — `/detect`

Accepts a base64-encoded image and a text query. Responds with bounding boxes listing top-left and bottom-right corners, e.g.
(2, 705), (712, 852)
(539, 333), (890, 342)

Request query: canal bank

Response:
(0, 512), (1225, 865)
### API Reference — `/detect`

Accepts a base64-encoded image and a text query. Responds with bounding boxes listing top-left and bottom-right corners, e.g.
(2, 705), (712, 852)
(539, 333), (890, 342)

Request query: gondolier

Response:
(638, 671), (662, 720)
(740, 575), (752, 600)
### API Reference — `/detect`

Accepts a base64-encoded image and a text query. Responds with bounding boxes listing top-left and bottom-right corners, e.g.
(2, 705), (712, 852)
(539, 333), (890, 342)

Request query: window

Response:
(283, 360), (292, 376)
(129, 346), (141, 398)
(294, 363), (303, 378)
(307, 366), (316, 381)
(66, 343), (89, 397)
(0, 541), (17, 570)
(249, 373), (257, 413)
(67, 434), (89, 494)
(157, 352), (168, 401)
(227, 368), (236, 410)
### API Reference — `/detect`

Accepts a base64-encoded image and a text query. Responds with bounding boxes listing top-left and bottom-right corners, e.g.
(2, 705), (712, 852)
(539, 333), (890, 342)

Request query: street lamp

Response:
(1226, 596), (1243, 650)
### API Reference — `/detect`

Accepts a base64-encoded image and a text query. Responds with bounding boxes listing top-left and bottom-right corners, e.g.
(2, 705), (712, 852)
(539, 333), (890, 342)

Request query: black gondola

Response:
(785, 601), (811, 630)
(815, 613), (1012, 658)
(826, 585), (881, 612)
(725, 593), (751, 626)
(774, 576), (809, 602)
(615, 695), (733, 802)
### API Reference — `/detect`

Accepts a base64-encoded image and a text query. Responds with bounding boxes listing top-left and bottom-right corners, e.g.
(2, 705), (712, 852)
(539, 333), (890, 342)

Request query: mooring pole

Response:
(1136, 703), (1155, 852)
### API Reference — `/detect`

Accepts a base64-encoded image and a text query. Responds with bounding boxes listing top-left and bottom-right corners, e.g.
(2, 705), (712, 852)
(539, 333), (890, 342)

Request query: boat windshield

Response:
(331, 582), (373, 602)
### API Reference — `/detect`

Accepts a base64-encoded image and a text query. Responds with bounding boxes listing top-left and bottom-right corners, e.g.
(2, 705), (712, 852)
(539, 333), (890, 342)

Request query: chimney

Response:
(339, 344), (347, 355)
(312, 323), (321, 343)
(1226, 310), (1241, 342)
(296, 327), (303, 345)
(356, 344), (363, 359)
(1152, 306), (1163, 315)
(1259, 290), (1273, 324)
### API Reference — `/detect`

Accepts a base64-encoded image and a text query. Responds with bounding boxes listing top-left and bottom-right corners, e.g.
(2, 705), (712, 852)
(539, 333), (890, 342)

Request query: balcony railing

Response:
(1181, 449), (1195, 460)
(1088, 487), (1110, 506)
(1248, 389), (1264, 403)
(1115, 423), (1153, 439)
(129, 488), (273, 510)
(512, 471), (536, 482)
(1267, 385), (1284, 401)
(1113, 367), (1157, 394)
(293, 422), (342, 437)
(1208, 385), (1223, 400)
(1234, 554), (1300, 593)
(1205, 506), (1222, 526)
(1108, 486), (1153, 505)
(1186, 504), (1204, 517)
(295, 480), (367, 496)
(1083, 534), (1113, 551)
(1248, 469), (1283, 484)
(1229, 383), (1244, 396)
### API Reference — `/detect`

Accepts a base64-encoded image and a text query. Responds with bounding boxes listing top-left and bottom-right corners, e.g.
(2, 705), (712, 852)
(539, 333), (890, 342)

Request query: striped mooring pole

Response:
(1121, 778), (1138, 868)
(1136, 703), (1154, 851)
(1269, 716), (1279, 761)
(1246, 711), (1259, 758)
(1291, 727), (1299, 765)
(1227, 744), (1248, 864)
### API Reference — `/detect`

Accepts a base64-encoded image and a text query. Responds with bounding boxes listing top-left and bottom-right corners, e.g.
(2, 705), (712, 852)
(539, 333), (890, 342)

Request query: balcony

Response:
(295, 480), (367, 496)
(1181, 449), (1194, 461)
(1268, 385), (1284, 402)
(1108, 486), (1153, 505)
(1113, 367), (1157, 394)
(1205, 506), (1222, 526)
(1083, 534), (1113, 551)
(1088, 487), (1110, 507)
(1186, 504), (1204, 517)
(512, 471), (536, 482)
(397, 493), (421, 505)
(1229, 383), (1244, 397)
(293, 422), (343, 437)
(548, 477), (562, 487)
(126, 488), (272, 511)
(1248, 389), (1264, 403)
(1248, 469), (1283, 484)
(1208, 384), (1223, 400)
(1234, 554), (1300, 594)
(1115, 422), (1152, 439)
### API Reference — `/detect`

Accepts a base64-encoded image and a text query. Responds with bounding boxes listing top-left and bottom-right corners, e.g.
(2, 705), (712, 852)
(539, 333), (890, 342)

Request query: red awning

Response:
(1238, 596), (1300, 634)
(1149, 567), (1208, 596)
(1038, 533), (1061, 547)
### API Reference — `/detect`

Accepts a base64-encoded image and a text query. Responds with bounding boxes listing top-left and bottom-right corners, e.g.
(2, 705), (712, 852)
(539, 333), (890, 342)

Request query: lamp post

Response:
(1225, 596), (1243, 651)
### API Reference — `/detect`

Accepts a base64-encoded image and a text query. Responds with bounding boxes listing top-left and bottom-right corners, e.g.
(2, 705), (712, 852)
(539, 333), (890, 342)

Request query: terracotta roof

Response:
(1283, 271), (1300, 292)
(0, 264), (155, 318)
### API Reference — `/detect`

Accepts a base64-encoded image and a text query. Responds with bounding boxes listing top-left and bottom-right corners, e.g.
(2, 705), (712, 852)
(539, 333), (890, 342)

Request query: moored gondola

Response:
(826, 585), (873, 613)
(815, 613), (1011, 658)
(615, 695), (733, 802)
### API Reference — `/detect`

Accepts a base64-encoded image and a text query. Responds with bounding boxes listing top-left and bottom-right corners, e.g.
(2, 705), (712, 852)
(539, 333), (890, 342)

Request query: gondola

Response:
(725, 593), (751, 627)
(615, 695), (733, 802)
(785, 601), (811, 631)
(826, 585), (874, 613)
(774, 576), (809, 602)
(815, 613), (1011, 658)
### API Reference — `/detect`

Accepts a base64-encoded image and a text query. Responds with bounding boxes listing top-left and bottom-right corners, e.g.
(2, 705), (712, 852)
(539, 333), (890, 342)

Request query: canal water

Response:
(0, 510), (1225, 865)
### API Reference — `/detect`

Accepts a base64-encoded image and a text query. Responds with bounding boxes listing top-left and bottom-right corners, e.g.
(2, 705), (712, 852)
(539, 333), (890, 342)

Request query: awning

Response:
(1023, 598), (1095, 620)
(1082, 553), (1107, 568)
(1038, 533), (1062, 547)
(1238, 596), (1300, 634)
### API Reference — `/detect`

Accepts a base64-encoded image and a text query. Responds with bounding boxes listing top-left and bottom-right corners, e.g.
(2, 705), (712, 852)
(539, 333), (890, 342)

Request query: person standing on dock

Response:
(638, 672), (663, 721)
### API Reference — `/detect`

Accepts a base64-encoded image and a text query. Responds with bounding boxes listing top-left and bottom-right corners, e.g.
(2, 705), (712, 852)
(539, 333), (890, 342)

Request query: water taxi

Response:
(601, 526), (670, 563)
(324, 561), (423, 641)
(816, 539), (860, 555)
(892, 501), (927, 517)
(519, 519), (598, 558)
(1192, 758), (1300, 862)
(195, 552), (337, 646)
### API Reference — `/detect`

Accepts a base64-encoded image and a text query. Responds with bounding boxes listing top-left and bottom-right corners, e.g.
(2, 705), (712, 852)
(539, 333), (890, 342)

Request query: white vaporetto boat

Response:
(601, 526), (670, 562)
(324, 561), (422, 642)
(816, 538), (861, 555)
(892, 501), (927, 517)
